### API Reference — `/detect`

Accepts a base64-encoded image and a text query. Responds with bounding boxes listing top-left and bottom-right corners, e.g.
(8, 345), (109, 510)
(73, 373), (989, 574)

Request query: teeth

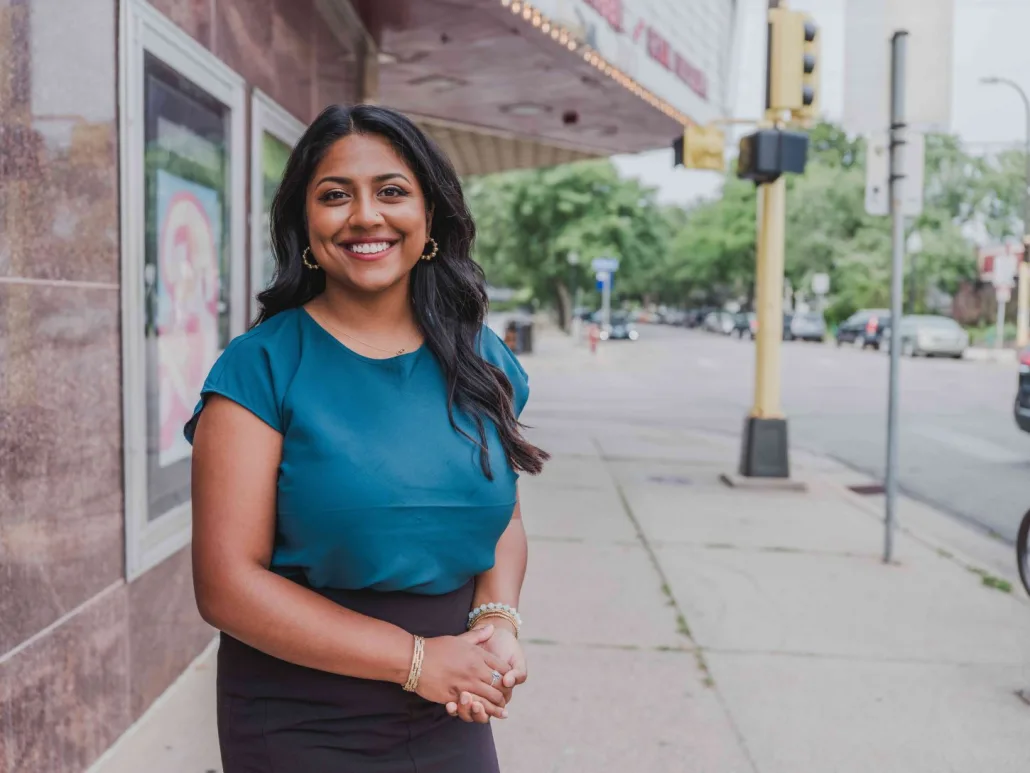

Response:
(349, 242), (392, 255)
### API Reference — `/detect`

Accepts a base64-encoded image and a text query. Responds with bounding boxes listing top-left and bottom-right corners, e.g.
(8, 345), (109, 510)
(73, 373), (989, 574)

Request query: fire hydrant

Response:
(588, 323), (600, 354)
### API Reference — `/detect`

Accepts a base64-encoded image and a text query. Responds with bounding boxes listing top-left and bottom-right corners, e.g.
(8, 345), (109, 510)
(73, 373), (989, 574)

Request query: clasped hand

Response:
(416, 623), (527, 724)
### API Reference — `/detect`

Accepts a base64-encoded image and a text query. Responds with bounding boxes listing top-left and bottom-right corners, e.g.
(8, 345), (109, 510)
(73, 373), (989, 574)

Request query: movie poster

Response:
(155, 169), (222, 467)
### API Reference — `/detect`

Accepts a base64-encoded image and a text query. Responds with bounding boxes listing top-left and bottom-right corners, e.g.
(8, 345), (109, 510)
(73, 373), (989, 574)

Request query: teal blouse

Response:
(184, 308), (529, 595)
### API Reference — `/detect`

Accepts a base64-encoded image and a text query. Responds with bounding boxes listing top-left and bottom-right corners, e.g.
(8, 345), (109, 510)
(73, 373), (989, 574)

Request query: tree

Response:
(663, 175), (756, 305)
(467, 160), (670, 328)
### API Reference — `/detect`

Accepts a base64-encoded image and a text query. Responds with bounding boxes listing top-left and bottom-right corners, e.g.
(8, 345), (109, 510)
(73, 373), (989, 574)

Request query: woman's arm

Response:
(445, 494), (528, 720)
(470, 495), (528, 635)
(191, 395), (508, 713)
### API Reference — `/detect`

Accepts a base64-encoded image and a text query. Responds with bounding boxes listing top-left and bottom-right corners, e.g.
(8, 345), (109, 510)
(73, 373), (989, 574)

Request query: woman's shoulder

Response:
(209, 308), (305, 383)
(478, 324), (523, 370)
(477, 323), (530, 415)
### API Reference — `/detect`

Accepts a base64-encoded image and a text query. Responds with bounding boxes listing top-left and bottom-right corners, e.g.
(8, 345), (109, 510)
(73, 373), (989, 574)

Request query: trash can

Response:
(505, 320), (534, 354)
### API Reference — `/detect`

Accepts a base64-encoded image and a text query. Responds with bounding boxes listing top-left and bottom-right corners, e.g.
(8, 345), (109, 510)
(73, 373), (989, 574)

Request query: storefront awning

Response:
(352, 0), (734, 172)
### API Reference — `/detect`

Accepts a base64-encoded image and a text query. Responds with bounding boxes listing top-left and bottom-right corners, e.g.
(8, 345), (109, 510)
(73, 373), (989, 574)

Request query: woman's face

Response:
(305, 133), (430, 295)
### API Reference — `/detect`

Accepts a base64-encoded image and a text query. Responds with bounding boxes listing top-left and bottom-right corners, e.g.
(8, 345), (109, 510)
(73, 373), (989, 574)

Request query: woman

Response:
(186, 104), (549, 772)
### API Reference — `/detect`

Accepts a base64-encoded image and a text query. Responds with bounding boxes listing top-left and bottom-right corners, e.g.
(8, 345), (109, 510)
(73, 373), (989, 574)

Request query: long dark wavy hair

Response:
(256, 104), (548, 478)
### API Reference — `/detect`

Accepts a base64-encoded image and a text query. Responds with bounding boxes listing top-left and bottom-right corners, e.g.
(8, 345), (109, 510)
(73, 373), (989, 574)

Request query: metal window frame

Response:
(248, 91), (306, 322)
(119, 0), (247, 580)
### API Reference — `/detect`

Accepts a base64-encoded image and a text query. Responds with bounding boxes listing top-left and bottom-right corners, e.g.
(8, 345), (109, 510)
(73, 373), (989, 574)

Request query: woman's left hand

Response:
(446, 626), (527, 720)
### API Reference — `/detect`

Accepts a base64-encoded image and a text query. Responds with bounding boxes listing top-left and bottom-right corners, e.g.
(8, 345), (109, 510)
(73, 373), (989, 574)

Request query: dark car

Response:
(732, 312), (757, 339)
(733, 312), (794, 340)
(1015, 347), (1030, 433)
(593, 311), (639, 341)
(836, 308), (891, 349)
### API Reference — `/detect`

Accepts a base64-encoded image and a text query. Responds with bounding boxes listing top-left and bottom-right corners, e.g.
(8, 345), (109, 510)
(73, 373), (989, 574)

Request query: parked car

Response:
(836, 309), (891, 349)
(782, 312), (795, 340)
(662, 309), (688, 326)
(686, 307), (713, 328)
(704, 310), (735, 335)
(790, 311), (827, 342)
(598, 312), (639, 341)
(883, 315), (968, 358)
(737, 312), (796, 340)
(1014, 347), (1030, 433)
(732, 312), (757, 339)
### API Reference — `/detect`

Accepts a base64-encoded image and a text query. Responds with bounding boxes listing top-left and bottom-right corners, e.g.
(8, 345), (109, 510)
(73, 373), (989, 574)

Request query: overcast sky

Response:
(614, 0), (1030, 205)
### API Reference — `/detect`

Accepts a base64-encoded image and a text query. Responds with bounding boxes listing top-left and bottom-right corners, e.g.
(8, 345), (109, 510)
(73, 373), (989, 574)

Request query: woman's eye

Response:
(321, 190), (347, 202)
(380, 185), (407, 198)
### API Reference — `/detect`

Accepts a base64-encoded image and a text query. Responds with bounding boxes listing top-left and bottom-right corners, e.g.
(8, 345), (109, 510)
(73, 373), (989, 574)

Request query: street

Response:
(532, 324), (1029, 542)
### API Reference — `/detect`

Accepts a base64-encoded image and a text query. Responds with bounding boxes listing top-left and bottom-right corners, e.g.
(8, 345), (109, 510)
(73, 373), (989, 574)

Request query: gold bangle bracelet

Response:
(403, 635), (425, 692)
(469, 611), (520, 639)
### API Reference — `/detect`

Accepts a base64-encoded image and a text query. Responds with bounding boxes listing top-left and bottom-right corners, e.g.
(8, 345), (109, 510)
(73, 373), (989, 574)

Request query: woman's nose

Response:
(349, 194), (382, 228)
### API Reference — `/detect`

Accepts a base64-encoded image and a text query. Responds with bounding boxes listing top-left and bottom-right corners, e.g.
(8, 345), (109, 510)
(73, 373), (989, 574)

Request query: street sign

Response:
(865, 131), (925, 216)
(843, 0), (953, 134)
(978, 243), (1023, 283)
(993, 253), (1018, 289)
(591, 257), (620, 273)
(811, 273), (830, 296)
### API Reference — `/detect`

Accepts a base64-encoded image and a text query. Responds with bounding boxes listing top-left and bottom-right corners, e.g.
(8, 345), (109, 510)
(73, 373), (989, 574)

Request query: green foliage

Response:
(467, 160), (670, 323)
(468, 122), (1026, 323)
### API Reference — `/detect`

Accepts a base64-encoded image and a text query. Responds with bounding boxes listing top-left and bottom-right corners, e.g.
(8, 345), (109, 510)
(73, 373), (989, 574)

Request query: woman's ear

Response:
(425, 205), (435, 237)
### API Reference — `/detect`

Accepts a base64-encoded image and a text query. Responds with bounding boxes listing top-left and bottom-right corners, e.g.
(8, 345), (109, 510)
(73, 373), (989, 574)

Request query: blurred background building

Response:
(0, 1), (740, 770)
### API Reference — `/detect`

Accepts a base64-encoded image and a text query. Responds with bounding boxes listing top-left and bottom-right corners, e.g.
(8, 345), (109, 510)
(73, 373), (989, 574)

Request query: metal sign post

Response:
(993, 252), (1017, 350)
(884, 30), (908, 565)
(591, 257), (619, 332)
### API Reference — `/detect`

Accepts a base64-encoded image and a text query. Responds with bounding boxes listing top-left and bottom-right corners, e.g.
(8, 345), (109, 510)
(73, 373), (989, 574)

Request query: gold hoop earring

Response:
(421, 238), (439, 262)
(302, 246), (320, 270)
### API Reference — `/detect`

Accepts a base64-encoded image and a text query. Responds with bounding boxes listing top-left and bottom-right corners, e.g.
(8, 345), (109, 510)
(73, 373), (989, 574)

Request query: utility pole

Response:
(981, 76), (1030, 349)
(884, 31), (908, 564)
(735, 1), (817, 480)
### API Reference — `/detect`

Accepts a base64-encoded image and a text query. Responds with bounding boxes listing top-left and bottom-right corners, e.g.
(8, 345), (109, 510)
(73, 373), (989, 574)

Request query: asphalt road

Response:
(527, 323), (1030, 542)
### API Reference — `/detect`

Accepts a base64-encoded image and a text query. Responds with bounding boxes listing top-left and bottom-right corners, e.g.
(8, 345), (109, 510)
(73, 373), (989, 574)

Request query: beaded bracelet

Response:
(468, 603), (522, 638)
(402, 635), (425, 693)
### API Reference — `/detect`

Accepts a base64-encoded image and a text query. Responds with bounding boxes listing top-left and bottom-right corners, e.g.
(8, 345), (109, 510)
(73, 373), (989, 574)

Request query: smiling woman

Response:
(185, 104), (549, 772)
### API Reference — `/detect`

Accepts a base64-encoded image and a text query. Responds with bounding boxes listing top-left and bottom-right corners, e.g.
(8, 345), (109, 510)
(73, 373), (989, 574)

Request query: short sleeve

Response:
(480, 326), (530, 419)
(183, 334), (284, 444)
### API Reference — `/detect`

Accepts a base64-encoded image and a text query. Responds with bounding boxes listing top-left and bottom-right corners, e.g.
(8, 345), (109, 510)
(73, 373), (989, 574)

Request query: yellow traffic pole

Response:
(1018, 243), (1030, 349)
(751, 174), (787, 419)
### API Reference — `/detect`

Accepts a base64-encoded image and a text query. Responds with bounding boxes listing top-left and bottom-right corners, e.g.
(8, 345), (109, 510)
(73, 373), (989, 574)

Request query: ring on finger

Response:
(490, 670), (502, 687)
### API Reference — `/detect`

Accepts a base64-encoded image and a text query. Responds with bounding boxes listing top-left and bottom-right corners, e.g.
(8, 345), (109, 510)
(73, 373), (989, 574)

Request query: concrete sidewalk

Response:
(93, 335), (1030, 773)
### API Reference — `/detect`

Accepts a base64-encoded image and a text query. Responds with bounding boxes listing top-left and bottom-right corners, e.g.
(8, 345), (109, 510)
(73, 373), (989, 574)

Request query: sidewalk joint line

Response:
(593, 436), (762, 773)
(700, 646), (1014, 668)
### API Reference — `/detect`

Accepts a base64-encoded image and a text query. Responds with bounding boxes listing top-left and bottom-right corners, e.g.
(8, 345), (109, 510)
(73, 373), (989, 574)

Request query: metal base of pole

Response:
(738, 416), (790, 478)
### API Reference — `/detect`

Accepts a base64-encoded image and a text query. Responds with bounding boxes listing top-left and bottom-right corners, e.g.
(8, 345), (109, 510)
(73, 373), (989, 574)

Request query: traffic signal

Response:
(737, 129), (809, 184)
(797, 15), (820, 123)
(672, 124), (725, 171)
(766, 8), (819, 119)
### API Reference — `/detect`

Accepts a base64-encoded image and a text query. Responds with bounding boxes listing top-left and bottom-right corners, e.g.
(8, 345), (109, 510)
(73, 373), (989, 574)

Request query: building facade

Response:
(0, 1), (738, 770)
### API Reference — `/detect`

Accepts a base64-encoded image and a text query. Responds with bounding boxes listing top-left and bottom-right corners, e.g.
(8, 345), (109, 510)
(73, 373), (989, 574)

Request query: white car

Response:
(884, 315), (968, 358)
(704, 310), (735, 335)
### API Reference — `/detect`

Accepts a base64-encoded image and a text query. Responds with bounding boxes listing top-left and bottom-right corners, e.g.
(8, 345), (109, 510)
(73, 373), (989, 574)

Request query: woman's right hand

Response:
(416, 624), (510, 723)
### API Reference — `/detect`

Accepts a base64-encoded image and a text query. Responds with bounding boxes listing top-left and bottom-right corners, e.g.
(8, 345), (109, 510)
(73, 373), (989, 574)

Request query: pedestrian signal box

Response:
(673, 124), (725, 171)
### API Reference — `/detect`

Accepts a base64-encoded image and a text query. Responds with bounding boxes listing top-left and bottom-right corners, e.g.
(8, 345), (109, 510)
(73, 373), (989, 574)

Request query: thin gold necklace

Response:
(310, 307), (412, 356)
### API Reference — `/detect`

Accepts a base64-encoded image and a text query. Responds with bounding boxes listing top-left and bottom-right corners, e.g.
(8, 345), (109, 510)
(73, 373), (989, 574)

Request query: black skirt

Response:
(216, 580), (499, 773)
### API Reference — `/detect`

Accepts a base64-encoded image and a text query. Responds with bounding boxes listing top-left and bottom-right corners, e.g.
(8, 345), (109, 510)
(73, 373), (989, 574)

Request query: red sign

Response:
(978, 243), (1025, 282)
(646, 28), (707, 99)
(583, 0), (624, 32)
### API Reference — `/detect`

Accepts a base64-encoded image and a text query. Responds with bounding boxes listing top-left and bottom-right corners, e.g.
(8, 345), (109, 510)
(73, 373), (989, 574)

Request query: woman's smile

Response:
(339, 237), (401, 262)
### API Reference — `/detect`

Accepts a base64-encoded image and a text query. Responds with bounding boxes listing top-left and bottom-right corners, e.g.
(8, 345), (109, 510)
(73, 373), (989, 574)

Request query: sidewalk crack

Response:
(594, 437), (762, 773)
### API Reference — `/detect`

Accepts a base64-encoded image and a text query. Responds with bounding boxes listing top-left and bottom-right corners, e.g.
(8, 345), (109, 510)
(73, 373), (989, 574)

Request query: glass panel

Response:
(257, 131), (292, 294)
(143, 52), (232, 522)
